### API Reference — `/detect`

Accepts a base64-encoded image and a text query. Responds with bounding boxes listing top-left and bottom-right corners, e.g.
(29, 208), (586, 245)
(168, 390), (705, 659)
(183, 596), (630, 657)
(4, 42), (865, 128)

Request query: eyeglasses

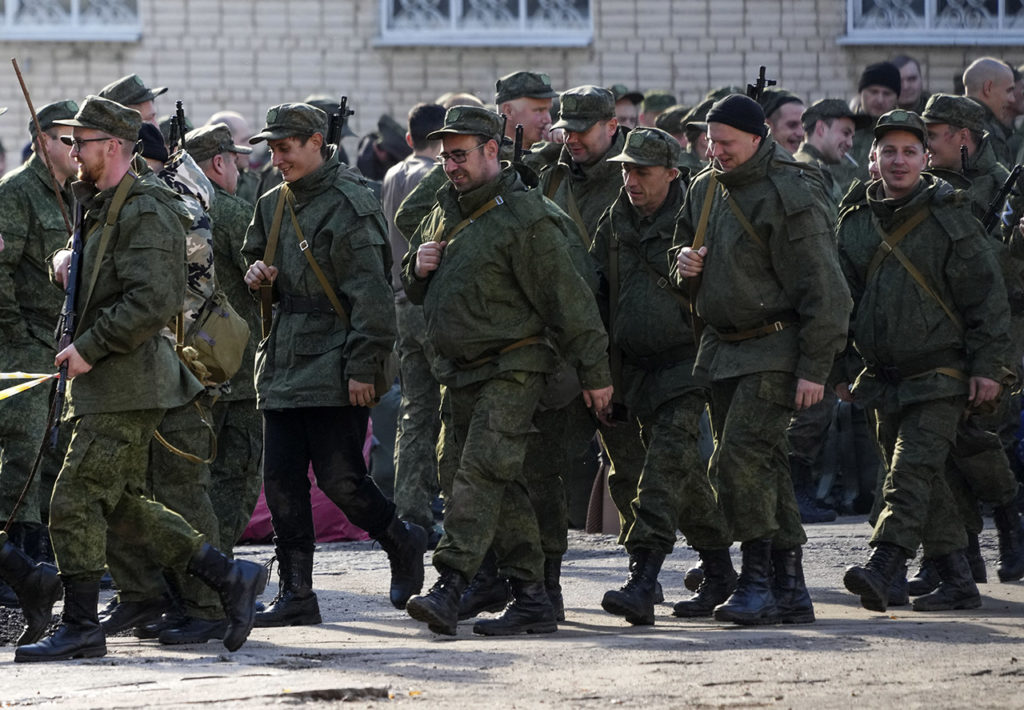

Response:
(436, 142), (487, 165)
(67, 137), (113, 151)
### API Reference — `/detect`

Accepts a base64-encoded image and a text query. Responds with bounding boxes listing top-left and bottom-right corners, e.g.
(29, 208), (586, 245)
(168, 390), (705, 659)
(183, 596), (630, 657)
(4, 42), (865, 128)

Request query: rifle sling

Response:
(544, 166), (590, 248)
(79, 171), (137, 321)
(431, 195), (504, 244)
(259, 185), (290, 337)
(687, 173), (718, 336)
(606, 229), (623, 401)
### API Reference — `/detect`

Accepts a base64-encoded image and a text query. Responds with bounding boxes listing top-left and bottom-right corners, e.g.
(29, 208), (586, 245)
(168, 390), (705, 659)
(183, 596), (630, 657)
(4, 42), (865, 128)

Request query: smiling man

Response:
(496, 71), (558, 150)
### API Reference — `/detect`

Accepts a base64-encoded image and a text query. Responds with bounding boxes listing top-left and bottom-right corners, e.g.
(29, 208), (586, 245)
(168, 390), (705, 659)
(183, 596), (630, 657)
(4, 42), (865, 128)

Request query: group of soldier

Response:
(1, 49), (1024, 661)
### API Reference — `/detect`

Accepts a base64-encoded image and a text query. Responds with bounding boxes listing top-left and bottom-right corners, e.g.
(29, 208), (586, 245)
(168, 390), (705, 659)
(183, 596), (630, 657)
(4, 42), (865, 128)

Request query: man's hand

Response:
(795, 378), (824, 410)
(676, 245), (707, 278)
(969, 376), (1001, 405)
(835, 381), (856, 403)
(244, 260), (279, 290)
(583, 386), (614, 419)
(52, 249), (72, 289)
(349, 379), (376, 407)
(55, 344), (91, 378)
(415, 241), (447, 279)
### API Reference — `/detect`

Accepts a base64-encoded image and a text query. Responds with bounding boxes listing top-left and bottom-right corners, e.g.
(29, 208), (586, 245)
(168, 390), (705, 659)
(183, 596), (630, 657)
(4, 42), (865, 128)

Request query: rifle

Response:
(513, 124), (524, 164)
(982, 163), (1022, 234)
(174, 100), (187, 152)
(746, 65), (776, 102)
(960, 144), (969, 176)
(325, 96), (354, 148)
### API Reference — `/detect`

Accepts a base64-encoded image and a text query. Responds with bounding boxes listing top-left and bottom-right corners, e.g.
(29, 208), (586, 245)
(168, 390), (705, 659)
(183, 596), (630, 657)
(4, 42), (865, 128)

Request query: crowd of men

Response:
(2, 52), (1024, 660)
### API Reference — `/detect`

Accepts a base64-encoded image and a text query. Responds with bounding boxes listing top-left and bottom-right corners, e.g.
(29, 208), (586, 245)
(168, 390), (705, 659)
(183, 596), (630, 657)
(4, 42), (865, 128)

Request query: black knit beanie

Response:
(858, 62), (902, 96)
(706, 94), (767, 138)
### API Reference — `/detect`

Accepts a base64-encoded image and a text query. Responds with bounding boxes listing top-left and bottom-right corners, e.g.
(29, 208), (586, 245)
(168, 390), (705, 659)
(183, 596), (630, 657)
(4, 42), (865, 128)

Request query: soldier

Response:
(207, 110), (261, 205)
(760, 87), (805, 155)
(674, 94), (851, 626)
(97, 73), (165, 126)
(356, 114), (412, 182)
(16, 96), (266, 663)
(640, 90), (677, 127)
(837, 110), (1012, 613)
(402, 106), (612, 636)
(834, 62), (902, 192)
(592, 127), (735, 626)
(893, 54), (930, 113)
(654, 104), (691, 148)
(496, 71), (558, 150)
(963, 57), (1017, 168)
(610, 84), (643, 130)
(242, 103), (426, 626)
(679, 99), (714, 174)
(794, 99), (866, 218)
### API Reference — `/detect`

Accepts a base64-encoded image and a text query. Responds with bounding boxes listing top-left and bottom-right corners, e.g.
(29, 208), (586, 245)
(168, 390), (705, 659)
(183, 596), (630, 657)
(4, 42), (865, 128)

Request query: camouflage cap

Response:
(551, 85), (616, 132)
(654, 105), (690, 134)
(53, 95), (141, 142)
(185, 122), (253, 163)
(495, 71), (558, 104)
(758, 86), (803, 119)
(377, 114), (413, 160)
(98, 73), (167, 107)
(30, 99), (78, 137)
(250, 103), (328, 144)
(609, 83), (643, 105)
(921, 93), (986, 134)
(302, 94), (356, 137)
(682, 98), (715, 134)
(873, 108), (927, 146)
(705, 86), (744, 102)
(641, 90), (677, 115)
(607, 126), (682, 168)
(427, 105), (504, 142)
(801, 98), (872, 131)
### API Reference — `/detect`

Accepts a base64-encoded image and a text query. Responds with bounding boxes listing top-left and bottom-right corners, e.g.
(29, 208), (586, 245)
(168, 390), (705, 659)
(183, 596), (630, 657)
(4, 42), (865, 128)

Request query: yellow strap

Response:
(0, 374), (57, 402)
(153, 400), (218, 464)
(430, 196), (505, 244)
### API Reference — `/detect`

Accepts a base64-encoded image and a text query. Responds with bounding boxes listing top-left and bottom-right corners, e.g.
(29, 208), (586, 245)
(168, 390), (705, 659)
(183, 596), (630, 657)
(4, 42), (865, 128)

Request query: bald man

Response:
(963, 57), (1016, 166)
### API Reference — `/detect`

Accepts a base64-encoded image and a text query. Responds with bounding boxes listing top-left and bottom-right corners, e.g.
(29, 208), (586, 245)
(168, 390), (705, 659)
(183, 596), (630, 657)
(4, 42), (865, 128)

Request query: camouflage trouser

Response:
(871, 396), (968, 558)
(49, 410), (204, 584)
(393, 298), (441, 530)
(946, 406), (1020, 536)
(623, 392), (732, 554)
(433, 371), (545, 582)
(786, 388), (837, 468)
(709, 372), (806, 549)
(209, 397), (263, 552)
(105, 400), (223, 618)
(599, 412), (648, 544)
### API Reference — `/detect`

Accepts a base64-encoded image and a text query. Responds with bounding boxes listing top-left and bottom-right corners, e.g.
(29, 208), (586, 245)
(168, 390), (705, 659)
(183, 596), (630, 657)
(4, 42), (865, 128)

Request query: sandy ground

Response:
(2, 517), (1023, 709)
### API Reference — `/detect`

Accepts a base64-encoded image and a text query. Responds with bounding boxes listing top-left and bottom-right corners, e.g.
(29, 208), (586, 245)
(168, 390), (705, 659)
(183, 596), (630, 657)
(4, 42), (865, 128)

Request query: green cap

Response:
(705, 86), (744, 102)
(250, 103), (328, 144)
(302, 94), (356, 137)
(801, 98), (871, 131)
(682, 98), (715, 134)
(552, 85), (615, 132)
(98, 73), (167, 106)
(641, 90), (677, 115)
(873, 108), (928, 146)
(53, 95), (141, 142)
(921, 93), (986, 134)
(185, 122), (253, 163)
(31, 99), (78, 137)
(609, 83), (643, 104)
(654, 105), (690, 134)
(758, 87), (803, 119)
(607, 127), (682, 168)
(495, 71), (558, 105)
(427, 105), (504, 142)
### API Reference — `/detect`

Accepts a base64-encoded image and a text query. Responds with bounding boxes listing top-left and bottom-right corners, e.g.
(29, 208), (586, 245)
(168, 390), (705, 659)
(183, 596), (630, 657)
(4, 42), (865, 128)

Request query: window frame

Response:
(0, 0), (141, 42)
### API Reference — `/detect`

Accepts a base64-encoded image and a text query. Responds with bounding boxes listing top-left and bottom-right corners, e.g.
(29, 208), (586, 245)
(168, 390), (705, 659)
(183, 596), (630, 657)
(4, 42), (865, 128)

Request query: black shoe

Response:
(601, 549), (666, 626)
(158, 616), (228, 645)
(843, 542), (907, 612)
(99, 597), (170, 635)
(187, 543), (269, 652)
(0, 541), (62, 645)
(771, 546), (815, 624)
(472, 579), (557, 636)
(457, 551), (510, 621)
(376, 517), (428, 610)
(255, 549), (322, 627)
(912, 549), (982, 611)
(15, 578), (106, 663)
(407, 568), (467, 636)
(0, 579), (18, 607)
(907, 557), (940, 596)
(673, 548), (736, 618)
(714, 539), (780, 625)
(888, 561), (910, 607)
(966, 532), (987, 583)
(134, 611), (187, 640)
(994, 502), (1024, 582)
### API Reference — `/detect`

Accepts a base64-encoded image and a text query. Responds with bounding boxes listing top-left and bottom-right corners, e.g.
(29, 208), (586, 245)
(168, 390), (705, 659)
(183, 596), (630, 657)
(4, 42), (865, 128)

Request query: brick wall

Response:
(0, 0), (1019, 163)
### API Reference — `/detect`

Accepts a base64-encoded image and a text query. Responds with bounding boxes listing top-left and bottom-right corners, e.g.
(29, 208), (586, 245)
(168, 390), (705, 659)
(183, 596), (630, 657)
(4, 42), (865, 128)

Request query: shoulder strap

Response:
(286, 193), (353, 329)
(687, 173), (718, 337)
(544, 165), (590, 248)
(431, 196), (505, 244)
(607, 230), (623, 401)
(724, 191), (766, 250)
(79, 171), (137, 318)
(259, 186), (291, 337)
(865, 206), (931, 281)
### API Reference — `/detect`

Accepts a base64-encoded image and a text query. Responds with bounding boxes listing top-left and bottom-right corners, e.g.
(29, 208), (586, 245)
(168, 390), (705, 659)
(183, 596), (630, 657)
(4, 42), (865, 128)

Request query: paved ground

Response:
(2, 517), (1023, 708)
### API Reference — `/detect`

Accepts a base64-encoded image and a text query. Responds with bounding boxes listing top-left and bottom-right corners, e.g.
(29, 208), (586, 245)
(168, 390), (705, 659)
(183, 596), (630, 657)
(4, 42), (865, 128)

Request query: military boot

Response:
(912, 549), (982, 611)
(255, 548), (322, 627)
(907, 557), (940, 596)
(966, 532), (987, 583)
(187, 543), (268, 652)
(843, 541), (907, 612)
(673, 548), (737, 618)
(158, 616), (229, 645)
(14, 578), (106, 662)
(0, 537), (62, 645)
(714, 539), (780, 625)
(771, 546), (815, 624)
(375, 516), (428, 609)
(791, 458), (837, 524)
(544, 557), (565, 622)
(601, 549), (666, 625)
(993, 501), (1024, 582)
(406, 567), (468, 636)
(99, 595), (171, 635)
(457, 550), (510, 621)
(888, 561), (910, 607)
(473, 578), (557, 636)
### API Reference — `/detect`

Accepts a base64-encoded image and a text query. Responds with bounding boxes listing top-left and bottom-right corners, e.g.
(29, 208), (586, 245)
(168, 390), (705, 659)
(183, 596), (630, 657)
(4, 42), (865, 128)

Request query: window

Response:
(841, 0), (1024, 44)
(0, 0), (141, 42)
(377, 0), (592, 47)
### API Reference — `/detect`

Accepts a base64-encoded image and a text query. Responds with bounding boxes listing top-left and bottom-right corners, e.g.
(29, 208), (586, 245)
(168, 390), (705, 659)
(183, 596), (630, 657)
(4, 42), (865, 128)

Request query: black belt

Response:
(864, 349), (965, 385)
(278, 293), (337, 315)
(715, 312), (799, 343)
(626, 344), (697, 372)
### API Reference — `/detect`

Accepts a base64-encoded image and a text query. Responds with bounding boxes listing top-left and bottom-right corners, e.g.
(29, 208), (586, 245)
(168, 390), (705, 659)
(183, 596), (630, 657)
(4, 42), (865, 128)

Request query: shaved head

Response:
(963, 57), (1013, 95)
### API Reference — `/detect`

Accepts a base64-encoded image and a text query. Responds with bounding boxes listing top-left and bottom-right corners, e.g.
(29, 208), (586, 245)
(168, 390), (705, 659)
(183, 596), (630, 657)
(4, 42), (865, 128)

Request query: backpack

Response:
(175, 289), (251, 387)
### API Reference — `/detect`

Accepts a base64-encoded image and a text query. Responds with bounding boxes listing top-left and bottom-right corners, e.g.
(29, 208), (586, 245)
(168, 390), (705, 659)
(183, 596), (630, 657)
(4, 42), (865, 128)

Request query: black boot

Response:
(376, 516), (428, 610)
(843, 541), (907, 612)
(714, 539), (779, 625)
(601, 549), (666, 626)
(888, 561), (910, 607)
(255, 549), (322, 627)
(544, 557), (565, 622)
(99, 596), (171, 635)
(771, 546), (815, 624)
(14, 578), (106, 662)
(457, 550), (510, 621)
(187, 543), (268, 652)
(673, 548), (737, 618)
(791, 458), (837, 524)
(158, 616), (229, 644)
(966, 532), (987, 583)
(907, 557), (940, 596)
(0, 539), (62, 645)
(406, 567), (467, 636)
(473, 578), (557, 636)
(993, 501), (1024, 582)
(912, 549), (982, 611)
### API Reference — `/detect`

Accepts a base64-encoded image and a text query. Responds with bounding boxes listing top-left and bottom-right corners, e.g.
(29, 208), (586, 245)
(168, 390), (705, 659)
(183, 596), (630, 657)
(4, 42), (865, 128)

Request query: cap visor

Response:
(551, 117), (597, 133)
(229, 144), (254, 154)
(249, 128), (295, 144)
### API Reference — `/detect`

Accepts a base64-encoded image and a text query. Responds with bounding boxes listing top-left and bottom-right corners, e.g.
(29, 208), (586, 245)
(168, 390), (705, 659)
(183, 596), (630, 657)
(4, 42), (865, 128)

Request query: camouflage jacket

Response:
(793, 141), (843, 223)
(382, 153), (435, 293)
(394, 163), (448, 244)
(242, 150), (395, 409)
(671, 137), (851, 385)
(402, 165), (610, 390)
(972, 98), (1015, 169)
(830, 123), (873, 196)
(836, 174), (1011, 408)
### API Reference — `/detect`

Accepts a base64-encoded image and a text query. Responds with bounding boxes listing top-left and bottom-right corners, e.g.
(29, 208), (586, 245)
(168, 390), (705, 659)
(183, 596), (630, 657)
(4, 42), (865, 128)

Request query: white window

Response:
(841, 0), (1024, 44)
(377, 0), (592, 47)
(0, 0), (141, 42)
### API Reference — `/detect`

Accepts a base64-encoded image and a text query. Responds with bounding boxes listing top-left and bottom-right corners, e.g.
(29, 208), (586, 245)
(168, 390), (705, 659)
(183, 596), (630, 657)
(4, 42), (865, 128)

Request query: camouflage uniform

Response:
(969, 97), (1015, 169)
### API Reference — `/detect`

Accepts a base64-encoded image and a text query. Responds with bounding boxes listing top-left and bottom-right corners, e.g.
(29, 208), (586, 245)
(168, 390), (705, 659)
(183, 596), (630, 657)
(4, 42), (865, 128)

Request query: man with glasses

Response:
(402, 106), (612, 637)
